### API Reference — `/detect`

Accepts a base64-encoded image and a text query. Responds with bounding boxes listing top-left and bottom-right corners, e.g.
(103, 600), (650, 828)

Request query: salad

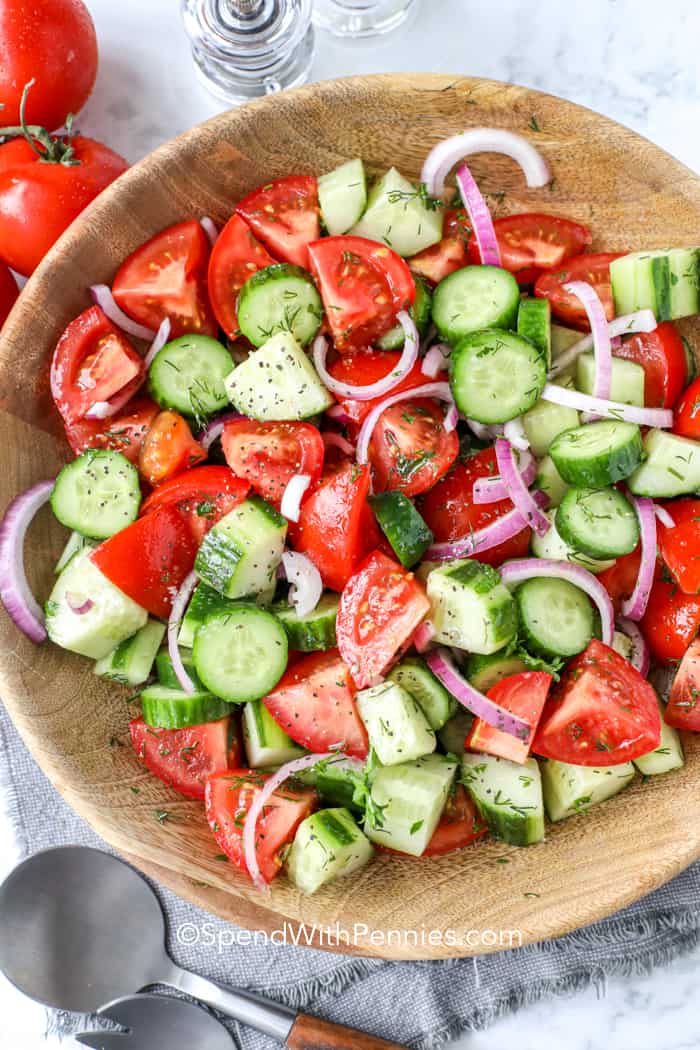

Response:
(2, 125), (700, 897)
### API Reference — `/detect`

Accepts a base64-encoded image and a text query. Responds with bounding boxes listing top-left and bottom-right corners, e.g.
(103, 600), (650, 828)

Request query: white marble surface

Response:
(3, 0), (700, 1046)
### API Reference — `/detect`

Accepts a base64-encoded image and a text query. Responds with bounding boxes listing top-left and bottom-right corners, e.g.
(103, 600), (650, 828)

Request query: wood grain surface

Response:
(2, 74), (700, 961)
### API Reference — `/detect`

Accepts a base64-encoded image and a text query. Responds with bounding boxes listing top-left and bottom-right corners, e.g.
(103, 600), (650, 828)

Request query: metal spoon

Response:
(76, 994), (235, 1050)
(0, 846), (405, 1048)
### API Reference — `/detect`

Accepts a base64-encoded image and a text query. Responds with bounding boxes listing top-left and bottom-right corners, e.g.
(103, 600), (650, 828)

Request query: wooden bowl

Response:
(2, 73), (700, 962)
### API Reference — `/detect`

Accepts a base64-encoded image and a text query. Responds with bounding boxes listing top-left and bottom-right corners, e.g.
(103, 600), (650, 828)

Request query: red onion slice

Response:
(421, 128), (550, 200)
(495, 439), (549, 537)
(503, 418), (529, 451)
(444, 402), (459, 433)
(455, 163), (501, 267)
(654, 504), (675, 529)
(541, 382), (673, 428)
(426, 648), (530, 740)
(326, 404), (353, 425)
(616, 617), (651, 677)
(356, 382), (455, 465)
(426, 490), (548, 562)
(414, 619), (436, 653)
(549, 309), (657, 378)
(243, 751), (338, 890)
(499, 557), (615, 646)
(563, 281), (611, 419)
(168, 571), (199, 694)
(473, 449), (536, 504)
(621, 496), (656, 622)
(200, 216), (219, 247)
(280, 474), (312, 523)
(466, 419), (503, 441)
(421, 344), (451, 379)
(197, 411), (246, 452)
(66, 592), (94, 615)
(281, 550), (323, 618)
(322, 432), (355, 456)
(90, 284), (156, 341)
(144, 318), (172, 368)
(0, 479), (54, 643)
(313, 311), (419, 401)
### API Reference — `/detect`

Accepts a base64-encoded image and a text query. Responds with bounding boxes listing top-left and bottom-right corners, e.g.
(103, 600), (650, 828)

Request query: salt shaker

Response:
(312, 0), (416, 38)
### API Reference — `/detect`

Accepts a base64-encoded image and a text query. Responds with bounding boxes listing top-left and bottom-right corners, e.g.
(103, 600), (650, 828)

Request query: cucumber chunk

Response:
(427, 559), (517, 654)
(356, 681), (435, 766)
(531, 509), (615, 573)
(54, 531), (97, 574)
(627, 428), (700, 498)
(237, 264), (323, 348)
(364, 753), (458, 856)
(633, 701), (684, 776)
(449, 329), (546, 424)
(178, 581), (234, 648)
(540, 757), (635, 822)
(156, 646), (203, 690)
(465, 651), (529, 693)
(349, 167), (443, 257)
(517, 297), (551, 365)
(195, 495), (286, 600)
(533, 455), (569, 507)
(515, 577), (594, 659)
(611, 248), (700, 321)
(224, 331), (333, 421)
(94, 619), (165, 686)
(370, 491), (433, 568)
(193, 604), (288, 703)
(377, 276), (432, 349)
(522, 389), (579, 458)
(551, 323), (583, 368)
(298, 755), (366, 812)
(556, 487), (640, 559)
(148, 334), (232, 420)
(242, 700), (304, 767)
(576, 352), (645, 407)
(438, 709), (474, 755)
(139, 684), (232, 729)
(46, 549), (147, 659)
(434, 267), (520, 344)
(318, 158), (367, 236)
(51, 450), (141, 539)
(272, 592), (338, 651)
(287, 807), (374, 894)
(389, 656), (457, 730)
(461, 754), (544, 846)
(549, 420), (644, 488)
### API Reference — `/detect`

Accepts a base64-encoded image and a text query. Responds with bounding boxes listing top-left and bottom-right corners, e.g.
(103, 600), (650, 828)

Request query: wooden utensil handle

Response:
(287, 1013), (408, 1049)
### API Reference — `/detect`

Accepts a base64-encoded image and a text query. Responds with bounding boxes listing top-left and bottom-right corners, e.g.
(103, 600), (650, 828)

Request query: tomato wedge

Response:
(292, 461), (380, 592)
(207, 213), (277, 340)
(308, 235), (415, 350)
(470, 213), (592, 277)
(64, 395), (159, 463)
(221, 420), (324, 509)
(369, 397), (458, 498)
(326, 350), (427, 428)
(666, 637), (700, 731)
(673, 375), (700, 440)
(419, 449), (531, 568)
(51, 306), (145, 426)
(657, 499), (700, 594)
(263, 649), (368, 758)
(139, 410), (207, 488)
(91, 505), (198, 618)
(336, 550), (430, 688)
(141, 465), (250, 543)
(641, 578), (700, 664)
(466, 671), (552, 764)
(408, 207), (472, 285)
(596, 546), (647, 613)
(236, 175), (320, 269)
(112, 220), (217, 338)
(535, 252), (624, 330)
(614, 323), (687, 408)
(380, 784), (488, 858)
(533, 640), (660, 765)
(129, 716), (239, 800)
(205, 769), (317, 883)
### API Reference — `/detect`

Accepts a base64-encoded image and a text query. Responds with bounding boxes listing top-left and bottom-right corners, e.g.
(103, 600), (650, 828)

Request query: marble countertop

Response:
(3, 0), (700, 1047)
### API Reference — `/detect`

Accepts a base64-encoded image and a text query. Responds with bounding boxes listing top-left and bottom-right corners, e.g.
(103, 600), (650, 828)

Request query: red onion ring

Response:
(495, 439), (550, 537)
(313, 311), (419, 401)
(200, 216), (219, 247)
(280, 474), (311, 523)
(66, 592), (94, 615)
(541, 382), (673, 428)
(503, 418), (529, 451)
(426, 648), (530, 740)
(455, 163), (500, 267)
(326, 404), (353, 425)
(473, 449), (536, 504)
(281, 550), (322, 618)
(322, 432), (355, 456)
(421, 128), (551, 200)
(197, 411), (246, 452)
(616, 617), (651, 677)
(0, 479), (54, 643)
(444, 402), (459, 433)
(421, 343), (451, 379)
(426, 490), (548, 562)
(356, 382), (455, 465)
(413, 619), (436, 653)
(90, 284), (156, 341)
(621, 496), (656, 622)
(563, 281), (611, 419)
(654, 504), (676, 529)
(549, 309), (657, 378)
(144, 318), (172, 368)
(168, 571), (199, 694)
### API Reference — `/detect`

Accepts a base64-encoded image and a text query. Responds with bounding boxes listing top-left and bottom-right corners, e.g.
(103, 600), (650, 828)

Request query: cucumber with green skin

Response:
(318, 158), (367, 236)
(449, 328), (547, 424)
(356, 681), (436, 766)
(556, 487), (640, 559)
(377, 276), (433, 349)
(540, 757), (635, 822)
(370, 491), (433, 568)
(224, 331), (333, 421)
(517, 296), (551, 365)
(549, 420), (644, 488)
(55, 531), (97, 574)
(465, 651), (529, 693)
(433, 267), (520, 344)
(388, 656), (457, 730)
(627, 428), (700, 498)
(193, 603), (288, 703)
(521, 386), (579, 458)
(51, 450), (141, 540)
(140, 684), (233, 729)
(576, 352), (645, 407)
(633, 701), (684, 776)
(462, 754), (544, 846)
(427, 559), (518, 654)
(363, 754), (458, 856)
(94, 619), (165, 687)
(156, 647), (203, 689)
(287, 807), (374, 894)
(515, 577), (594, 659)
(237, 264), (323, 348)
(272, 592), (339, 651)
(610, 247), (700, 321)
(242, 700), (304, 767)
(349, 166), (443, 257)
(531, 509), (615, 573)
(195, 495), (287, 600)
(148, 334), (232, 419)
(178, 582), (234, 648)
(533, 455), (569, 507)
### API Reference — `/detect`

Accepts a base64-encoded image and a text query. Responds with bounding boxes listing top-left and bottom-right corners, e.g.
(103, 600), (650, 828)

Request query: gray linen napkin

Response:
(2, 701), (700, 1050)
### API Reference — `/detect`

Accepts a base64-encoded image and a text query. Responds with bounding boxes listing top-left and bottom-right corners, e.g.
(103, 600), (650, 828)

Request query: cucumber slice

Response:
(389, 656), (457, 730)
(51, 450), (141, 539)
(576, 351), (645, 407)
(515, 577), (594, 659)
(517, 297), (551, 365)
(426, 559), (517, 654)
(627, 428), (700, 498)
(94, 619), (165, 687)
(533, 455), (569, 507)
(433, 267), (520, 344)
(556, 487), (639, 559)
(193, 603), (288, 703)
(287, 807), (373, 894)
(465, 651), (529, 693)
(139, 684), (232, 729)
(377, 276), (432, 349)
(437, 709), (474, 755)
(54, 531), (97, 574)
(242, 700), (304, 767)
(540, 757), (635, 822)
(531, 509), (615, 573)
(272, 592), (338, 651)
(356, 681), (435, 766)
(195, 495), (287, 600)
(364, 753), (458, 856)
(461, 754), (544, 846)
(298, 755), (366, 812)
(46, 549), (148, 659)
(522, 388), (579, 458)
(237, 264), (323, 348)
(318, 158), (367, 236)
(551, 323), (583, 365)
(549, 420), (644, 488)
(370, 491), (433, 568)
(633, 701), (684, 776)
(148, 334), (232, 420)
(349, 167), (443, 257)
(178, 581), (234, 648)
(449, 329), (546, 424)
(611, 248), (700, 321)
(155, 647), (203, 689)
(224, 331), (333, 421)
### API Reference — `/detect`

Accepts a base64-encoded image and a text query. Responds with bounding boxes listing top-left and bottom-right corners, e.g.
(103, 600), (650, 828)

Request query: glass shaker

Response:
(312, 0), (416, 38)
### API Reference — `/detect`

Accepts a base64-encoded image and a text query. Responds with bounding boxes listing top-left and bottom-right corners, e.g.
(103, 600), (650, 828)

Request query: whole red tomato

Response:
(0, 0), (98, 130)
